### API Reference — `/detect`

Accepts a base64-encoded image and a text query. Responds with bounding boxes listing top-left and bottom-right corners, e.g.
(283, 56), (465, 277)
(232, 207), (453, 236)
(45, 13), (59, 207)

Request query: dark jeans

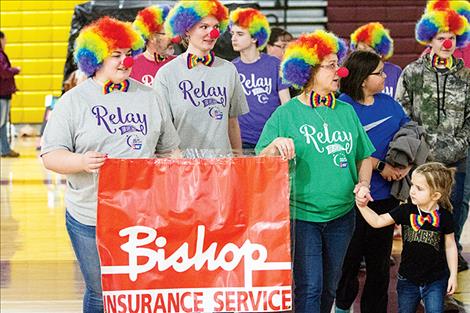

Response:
(66, 211), (104, 313)
(292, 209), (355, 313)
(397, 274), (447, 313)
(0, 99), (12, 154)
(336, 197), (399, 313)
(451, 158), (466, 252)
(242, 142), (257, 155)
(461, 152), (470, 251)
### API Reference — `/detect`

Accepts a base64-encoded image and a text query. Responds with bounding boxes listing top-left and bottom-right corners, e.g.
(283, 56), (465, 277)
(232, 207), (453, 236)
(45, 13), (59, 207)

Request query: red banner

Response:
(97, 157), (292, 313)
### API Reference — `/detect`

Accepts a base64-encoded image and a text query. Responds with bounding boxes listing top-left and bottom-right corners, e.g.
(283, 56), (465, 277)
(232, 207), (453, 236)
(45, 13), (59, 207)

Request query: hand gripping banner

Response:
(97, 157), (292, 313)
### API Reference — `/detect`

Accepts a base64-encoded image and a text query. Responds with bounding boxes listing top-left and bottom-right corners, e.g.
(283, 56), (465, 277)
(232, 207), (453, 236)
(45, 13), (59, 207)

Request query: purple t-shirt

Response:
(233, 53), (290, 144)
(383, 61), (402, 98)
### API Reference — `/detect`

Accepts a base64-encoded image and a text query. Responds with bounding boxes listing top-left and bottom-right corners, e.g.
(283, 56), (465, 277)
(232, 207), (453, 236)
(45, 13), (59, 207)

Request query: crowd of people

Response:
(1, 0), (467, 312)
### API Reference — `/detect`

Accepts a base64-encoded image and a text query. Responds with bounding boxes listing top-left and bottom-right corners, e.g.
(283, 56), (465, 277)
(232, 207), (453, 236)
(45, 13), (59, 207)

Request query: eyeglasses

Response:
(319, 63), (339, 71)
(370, 69), (386, 77)
(272, 44), (287, 50)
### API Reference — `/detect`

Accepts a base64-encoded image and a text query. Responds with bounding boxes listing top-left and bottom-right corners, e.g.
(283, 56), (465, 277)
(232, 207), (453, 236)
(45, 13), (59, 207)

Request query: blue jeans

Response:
(0, 99), (12, 154)
(451, 158), (467, 251)
(292, 209), (355, 313)
(455, 152), (470, 252)
(66, 211), (103, 313)
(397, 274), (447, 313)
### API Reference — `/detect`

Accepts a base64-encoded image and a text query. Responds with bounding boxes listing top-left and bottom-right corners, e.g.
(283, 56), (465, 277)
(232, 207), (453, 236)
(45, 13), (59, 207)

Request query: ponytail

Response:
(414, 162), (455, 212)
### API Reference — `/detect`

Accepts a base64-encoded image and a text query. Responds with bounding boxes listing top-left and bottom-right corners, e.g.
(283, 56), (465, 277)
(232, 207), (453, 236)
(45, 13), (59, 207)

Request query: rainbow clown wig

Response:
(164, 0), (229, 38)
(74, 17), (144, 76)
(281, 30), (347, 89)
(416, 0), (470, 48)
(350, 22), (394, 60)
(133, 5), (170, 41)
(229, 8), (271, 50)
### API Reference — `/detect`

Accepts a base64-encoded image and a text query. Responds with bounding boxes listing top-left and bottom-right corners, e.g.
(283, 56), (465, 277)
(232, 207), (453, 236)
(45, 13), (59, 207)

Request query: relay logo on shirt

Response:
(91, 105), (148, 150)
(179, 80), (227, 120)
(239, 73), (273, 104)
(299, 123), (353, 168)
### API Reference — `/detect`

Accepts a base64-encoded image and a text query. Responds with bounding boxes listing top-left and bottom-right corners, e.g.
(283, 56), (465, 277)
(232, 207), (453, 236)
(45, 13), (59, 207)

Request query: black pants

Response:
(335, 197), (399, 313)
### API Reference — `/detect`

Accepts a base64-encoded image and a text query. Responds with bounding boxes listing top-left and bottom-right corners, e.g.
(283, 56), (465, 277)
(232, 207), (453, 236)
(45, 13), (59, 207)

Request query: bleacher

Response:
(0, 0), (85, 124)
(256, 0), (327, 37)
(0, 0), (327, 124)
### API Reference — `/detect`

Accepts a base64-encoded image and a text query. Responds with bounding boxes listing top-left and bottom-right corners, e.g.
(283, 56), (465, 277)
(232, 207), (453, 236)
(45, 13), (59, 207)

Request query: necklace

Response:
(417, 204), (438, 215)
(312, 106), (328, 129)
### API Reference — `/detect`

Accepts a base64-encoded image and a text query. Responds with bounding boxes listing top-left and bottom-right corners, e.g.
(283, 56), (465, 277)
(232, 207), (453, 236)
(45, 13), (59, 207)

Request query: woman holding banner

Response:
(256, 30), (375, 313)
(153, 0), (249, 155)
(41, 17), (180, 313)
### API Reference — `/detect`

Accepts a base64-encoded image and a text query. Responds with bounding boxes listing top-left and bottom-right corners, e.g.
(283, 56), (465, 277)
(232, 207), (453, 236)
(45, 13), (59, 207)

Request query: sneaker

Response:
(1, 150), (20, 158)
(444, 295), (464, 312)
(458, 253), (468, 272)
(335, 306), (351, 313)
(359, 258), (366, 272)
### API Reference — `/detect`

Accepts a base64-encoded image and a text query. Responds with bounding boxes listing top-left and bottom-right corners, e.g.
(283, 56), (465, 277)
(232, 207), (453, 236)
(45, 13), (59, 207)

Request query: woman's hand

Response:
(447, 275), (458, 295)
(81, 151), (107, 173)
(265, 137), (295, 160)
(380, 163), (402, 181)
(354, 183), (373, 208)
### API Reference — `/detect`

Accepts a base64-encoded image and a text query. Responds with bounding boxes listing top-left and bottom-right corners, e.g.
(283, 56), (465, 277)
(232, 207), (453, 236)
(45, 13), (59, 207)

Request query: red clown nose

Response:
(123, 56), (134, 68)
(171, 36), (182, 44)
(442, 39), (453, 49)
(209, 28), (220, 39)
(337, 67), (349, 78)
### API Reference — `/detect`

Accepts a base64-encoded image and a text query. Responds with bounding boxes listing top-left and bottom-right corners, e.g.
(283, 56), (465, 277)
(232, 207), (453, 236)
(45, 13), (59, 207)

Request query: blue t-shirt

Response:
(233, 53), (290, 144)
(383, 61), (402, 98)
(339, 93), (410, 200)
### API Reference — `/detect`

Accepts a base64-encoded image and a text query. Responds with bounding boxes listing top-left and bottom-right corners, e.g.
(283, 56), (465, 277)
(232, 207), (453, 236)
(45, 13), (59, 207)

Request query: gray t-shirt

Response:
(153, 52), (249, 153)
(41, 78), (180, 226)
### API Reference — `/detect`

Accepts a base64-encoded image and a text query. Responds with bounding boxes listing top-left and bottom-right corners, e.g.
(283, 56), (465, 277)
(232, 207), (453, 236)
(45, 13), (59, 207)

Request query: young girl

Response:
(355, 162), (458, 313)
(41, 17), (180, 312)
(335, 50), (410, 313)
(153, 0), (248, 155)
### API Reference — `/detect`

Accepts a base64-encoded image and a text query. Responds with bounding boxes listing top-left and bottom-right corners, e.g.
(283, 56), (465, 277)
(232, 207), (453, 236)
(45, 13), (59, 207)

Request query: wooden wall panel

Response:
(327, 0), (427, 68)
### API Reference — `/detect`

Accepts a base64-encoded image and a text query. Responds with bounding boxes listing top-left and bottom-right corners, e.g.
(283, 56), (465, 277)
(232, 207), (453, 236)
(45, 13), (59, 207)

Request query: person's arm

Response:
(357, 157), (372, 186)
(355, 157), (374, 206)
(371, 156), (403, 181)
(278, 88), (291, 104)
(356, 204), (395, 228)
(0, 53), (20, 79)
(42, 149), (107, 174)
(395, 71), (411, 113)
(228, 117), (242, 151)
(445, 233), (458, 295)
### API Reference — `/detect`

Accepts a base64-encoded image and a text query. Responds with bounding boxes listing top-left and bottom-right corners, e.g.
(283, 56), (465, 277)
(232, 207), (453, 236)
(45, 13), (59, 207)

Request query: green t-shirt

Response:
(256, 98), (375, 222)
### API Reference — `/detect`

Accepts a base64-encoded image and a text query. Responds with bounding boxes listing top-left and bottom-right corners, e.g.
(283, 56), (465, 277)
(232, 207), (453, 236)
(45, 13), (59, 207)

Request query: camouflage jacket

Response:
(396, 54), (469, 165)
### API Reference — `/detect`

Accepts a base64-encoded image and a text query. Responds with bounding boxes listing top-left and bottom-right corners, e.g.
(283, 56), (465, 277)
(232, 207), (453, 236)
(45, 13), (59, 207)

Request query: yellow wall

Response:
(1, 0), (86, 123)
